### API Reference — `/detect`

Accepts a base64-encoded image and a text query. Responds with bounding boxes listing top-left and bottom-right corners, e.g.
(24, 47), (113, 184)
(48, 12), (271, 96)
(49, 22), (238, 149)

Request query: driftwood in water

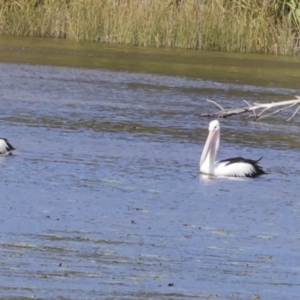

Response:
(200, 95), (300, 122)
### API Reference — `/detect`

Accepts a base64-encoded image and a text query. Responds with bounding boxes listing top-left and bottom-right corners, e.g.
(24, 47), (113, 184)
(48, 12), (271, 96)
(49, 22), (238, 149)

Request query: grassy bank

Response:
(0, 0), (299, 55)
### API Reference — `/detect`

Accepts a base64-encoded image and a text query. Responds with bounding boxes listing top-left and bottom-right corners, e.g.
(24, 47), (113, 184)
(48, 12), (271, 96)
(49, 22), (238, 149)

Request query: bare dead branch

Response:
(200, 96), (300, 122)
(256, 103), (296, 120)
(286, 105), (300, 122)
(206, 99), (224, 111)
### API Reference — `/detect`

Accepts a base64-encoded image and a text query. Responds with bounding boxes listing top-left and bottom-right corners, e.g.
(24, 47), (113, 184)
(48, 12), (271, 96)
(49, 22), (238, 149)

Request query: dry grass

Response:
(0, 0), (299, 55)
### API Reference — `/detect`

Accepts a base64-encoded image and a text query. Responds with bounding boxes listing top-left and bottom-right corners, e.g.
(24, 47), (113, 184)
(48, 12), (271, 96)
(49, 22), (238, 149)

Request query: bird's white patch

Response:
(215, 161), (255, 177)
(0, 139), (13, 155)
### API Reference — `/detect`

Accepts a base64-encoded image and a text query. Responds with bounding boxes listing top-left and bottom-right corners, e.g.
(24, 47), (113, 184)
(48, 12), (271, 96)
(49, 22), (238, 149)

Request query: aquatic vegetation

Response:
(0, 0), (299, 55)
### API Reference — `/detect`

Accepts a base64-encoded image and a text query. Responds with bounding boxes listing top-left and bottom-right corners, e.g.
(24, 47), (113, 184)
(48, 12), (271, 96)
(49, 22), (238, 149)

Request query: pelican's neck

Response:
(200, 147), (217, 175)
(199, 129), (220, 175)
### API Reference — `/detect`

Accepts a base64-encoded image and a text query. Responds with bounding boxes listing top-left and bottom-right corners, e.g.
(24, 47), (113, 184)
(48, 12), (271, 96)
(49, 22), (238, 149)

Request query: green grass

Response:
(0, 0), (299, 55)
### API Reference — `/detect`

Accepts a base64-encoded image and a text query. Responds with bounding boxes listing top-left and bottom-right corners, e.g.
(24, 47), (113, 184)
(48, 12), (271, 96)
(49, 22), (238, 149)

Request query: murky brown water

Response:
(0, 36), (300, 300)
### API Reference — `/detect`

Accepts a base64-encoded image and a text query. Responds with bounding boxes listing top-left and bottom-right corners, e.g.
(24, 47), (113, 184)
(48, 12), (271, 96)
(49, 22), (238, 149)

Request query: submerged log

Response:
(200, 95), (300, 122)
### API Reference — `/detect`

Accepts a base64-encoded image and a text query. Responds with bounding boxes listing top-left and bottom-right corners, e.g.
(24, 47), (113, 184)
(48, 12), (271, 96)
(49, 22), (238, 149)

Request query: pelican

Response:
(0, 138), (15, 155)
(199, 120), (266, 178)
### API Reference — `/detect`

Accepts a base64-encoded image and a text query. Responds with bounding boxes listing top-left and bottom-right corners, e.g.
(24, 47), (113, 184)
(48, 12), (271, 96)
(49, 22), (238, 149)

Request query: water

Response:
(0, 37), (300, 299)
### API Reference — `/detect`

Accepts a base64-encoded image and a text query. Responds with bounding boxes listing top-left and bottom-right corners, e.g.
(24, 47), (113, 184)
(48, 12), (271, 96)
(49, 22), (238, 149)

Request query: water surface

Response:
(0, 37), (300, 300)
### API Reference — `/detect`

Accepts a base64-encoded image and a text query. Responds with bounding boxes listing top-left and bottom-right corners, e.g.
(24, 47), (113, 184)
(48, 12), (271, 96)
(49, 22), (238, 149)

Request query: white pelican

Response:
(0, 138), (15, 155)
(199, 120), (266, 178)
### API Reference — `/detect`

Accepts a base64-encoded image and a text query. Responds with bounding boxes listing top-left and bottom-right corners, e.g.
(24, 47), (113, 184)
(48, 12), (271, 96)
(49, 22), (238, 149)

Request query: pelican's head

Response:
(199, 119), (221, 172)
(208, 119), (220, 132)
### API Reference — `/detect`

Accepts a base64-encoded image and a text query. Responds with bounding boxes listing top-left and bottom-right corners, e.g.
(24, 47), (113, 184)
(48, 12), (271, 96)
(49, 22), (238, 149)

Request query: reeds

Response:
(0, 0), (299, 55)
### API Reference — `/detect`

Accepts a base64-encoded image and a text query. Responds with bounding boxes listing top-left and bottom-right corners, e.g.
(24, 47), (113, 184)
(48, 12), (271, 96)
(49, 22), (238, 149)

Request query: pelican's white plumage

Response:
(199, 120), (266, 178)
(0, 138), (15, 155)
